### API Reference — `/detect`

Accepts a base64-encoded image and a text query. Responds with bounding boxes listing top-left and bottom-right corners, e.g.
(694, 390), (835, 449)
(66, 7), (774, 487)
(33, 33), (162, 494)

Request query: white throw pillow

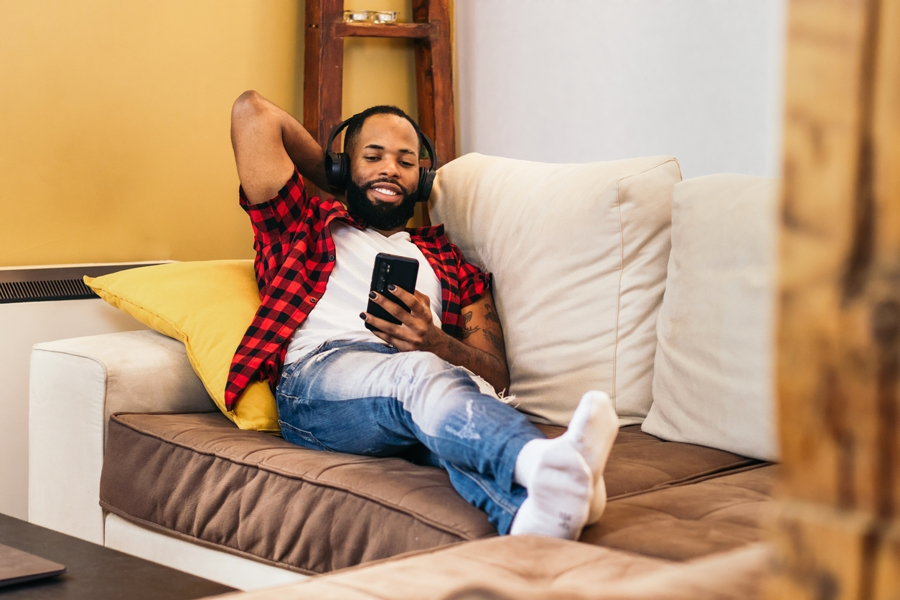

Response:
(642, 174), (779, 460)
(430, 153), (681, 426)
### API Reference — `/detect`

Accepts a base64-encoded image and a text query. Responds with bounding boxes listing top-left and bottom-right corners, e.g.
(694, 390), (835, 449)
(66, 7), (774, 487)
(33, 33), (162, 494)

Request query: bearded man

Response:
(226, 91), (618, 539)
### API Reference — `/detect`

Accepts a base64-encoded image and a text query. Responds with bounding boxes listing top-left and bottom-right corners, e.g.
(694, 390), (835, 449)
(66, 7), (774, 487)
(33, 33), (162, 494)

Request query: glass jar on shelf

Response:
(343, 10), (371, 23)
(342, 10), (399, 24)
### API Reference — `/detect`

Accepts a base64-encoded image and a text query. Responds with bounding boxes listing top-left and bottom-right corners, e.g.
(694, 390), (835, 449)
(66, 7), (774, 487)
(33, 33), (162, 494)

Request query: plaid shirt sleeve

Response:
(454, 244), (493, 308)
(239, 169), (308, 293)
(227, 169), (321, 410)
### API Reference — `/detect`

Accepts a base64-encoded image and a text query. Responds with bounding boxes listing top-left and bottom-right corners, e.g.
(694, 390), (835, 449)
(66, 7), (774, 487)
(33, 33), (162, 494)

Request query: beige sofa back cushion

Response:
(430, 153), (681, 426)
(642, 174), (779, 460)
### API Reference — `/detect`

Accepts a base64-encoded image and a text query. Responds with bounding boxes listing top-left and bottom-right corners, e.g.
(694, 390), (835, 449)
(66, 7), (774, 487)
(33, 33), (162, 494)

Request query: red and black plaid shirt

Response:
(225, 169), (492, 410)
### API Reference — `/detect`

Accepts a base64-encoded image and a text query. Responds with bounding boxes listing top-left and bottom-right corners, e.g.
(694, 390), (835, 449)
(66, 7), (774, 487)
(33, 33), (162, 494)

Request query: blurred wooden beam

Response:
(771, 0), (900, 598)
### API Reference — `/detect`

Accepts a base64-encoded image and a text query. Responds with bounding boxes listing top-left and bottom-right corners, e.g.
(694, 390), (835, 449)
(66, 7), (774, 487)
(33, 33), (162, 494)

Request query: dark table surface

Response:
(0, 514), (235, 599)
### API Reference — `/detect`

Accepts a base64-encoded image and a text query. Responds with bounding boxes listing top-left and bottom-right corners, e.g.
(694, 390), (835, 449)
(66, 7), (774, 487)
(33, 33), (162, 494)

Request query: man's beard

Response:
(345, 177), (418, 230)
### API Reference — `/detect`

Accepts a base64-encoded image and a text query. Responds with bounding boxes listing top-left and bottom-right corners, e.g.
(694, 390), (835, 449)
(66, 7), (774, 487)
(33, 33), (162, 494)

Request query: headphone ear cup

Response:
(325, 152), (351, 191)
(324, 152), (341, 191)
(418, 167), (436, 203)
(338, 153), (351, 190)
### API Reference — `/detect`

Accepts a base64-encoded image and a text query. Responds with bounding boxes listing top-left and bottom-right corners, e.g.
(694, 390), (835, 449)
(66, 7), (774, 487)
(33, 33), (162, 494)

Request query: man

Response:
(227, 90), (618, 539)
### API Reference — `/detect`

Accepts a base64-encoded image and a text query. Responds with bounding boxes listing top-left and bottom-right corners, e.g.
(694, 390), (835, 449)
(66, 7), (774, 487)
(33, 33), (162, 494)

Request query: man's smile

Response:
(368, 181), (404, 203)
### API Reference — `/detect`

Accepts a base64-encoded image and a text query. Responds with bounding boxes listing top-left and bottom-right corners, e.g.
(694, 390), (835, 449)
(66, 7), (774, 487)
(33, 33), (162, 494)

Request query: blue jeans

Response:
(275, 340), (545, 534)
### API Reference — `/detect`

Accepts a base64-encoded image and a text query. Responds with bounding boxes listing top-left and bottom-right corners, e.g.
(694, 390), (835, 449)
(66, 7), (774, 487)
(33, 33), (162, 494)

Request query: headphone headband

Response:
(324, 112), (437, 203)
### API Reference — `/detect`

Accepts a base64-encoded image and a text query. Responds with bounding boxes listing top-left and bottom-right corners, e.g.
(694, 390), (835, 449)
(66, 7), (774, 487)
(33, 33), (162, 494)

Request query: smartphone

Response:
(365, 253), (419, 333)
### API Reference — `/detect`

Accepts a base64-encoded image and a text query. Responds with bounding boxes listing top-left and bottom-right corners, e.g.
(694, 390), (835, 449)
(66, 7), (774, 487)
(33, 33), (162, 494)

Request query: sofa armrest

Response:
(28, 330), (215, 544)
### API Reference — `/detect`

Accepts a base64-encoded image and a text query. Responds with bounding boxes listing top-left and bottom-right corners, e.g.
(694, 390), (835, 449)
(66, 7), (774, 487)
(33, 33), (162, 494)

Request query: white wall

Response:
(455, 0), (786, 180)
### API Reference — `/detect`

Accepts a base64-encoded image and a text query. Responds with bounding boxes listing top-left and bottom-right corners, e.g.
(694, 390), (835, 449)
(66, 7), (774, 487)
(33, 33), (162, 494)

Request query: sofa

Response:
(28, 154), (780, 596)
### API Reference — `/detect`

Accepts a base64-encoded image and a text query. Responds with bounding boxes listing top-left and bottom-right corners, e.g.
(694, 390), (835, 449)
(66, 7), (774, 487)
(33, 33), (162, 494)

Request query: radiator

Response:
(0, 263), (159, 521)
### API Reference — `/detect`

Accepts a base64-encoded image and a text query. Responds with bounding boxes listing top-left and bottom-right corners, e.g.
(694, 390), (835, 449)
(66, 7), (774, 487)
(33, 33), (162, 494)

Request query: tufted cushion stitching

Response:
(106, 413), (482, 538)
(606, 460), (767, 502)
(580, 466), (775, 561)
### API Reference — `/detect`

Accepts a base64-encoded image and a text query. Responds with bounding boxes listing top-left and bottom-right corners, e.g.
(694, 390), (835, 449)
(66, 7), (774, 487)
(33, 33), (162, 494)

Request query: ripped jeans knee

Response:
(275, 340), (544, 534)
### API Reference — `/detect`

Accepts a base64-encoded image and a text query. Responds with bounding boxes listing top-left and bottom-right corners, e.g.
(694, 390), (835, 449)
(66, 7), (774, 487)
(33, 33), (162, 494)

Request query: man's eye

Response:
(364, 156), (379, 161)
(401, 162), (415, 168)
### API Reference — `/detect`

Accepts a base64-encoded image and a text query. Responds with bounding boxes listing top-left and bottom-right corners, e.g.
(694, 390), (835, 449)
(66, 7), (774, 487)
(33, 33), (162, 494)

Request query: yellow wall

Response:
(0, 0), (418, 266)
(343, 0), (418, 121)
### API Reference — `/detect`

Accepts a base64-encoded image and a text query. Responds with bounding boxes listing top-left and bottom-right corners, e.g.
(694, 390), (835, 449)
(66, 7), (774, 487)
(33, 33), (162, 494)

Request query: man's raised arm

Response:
(230, 90), (330, 204)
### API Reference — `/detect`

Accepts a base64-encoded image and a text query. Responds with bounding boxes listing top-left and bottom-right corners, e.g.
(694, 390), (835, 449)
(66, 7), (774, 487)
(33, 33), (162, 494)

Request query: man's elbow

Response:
(231, 90), (267, 129)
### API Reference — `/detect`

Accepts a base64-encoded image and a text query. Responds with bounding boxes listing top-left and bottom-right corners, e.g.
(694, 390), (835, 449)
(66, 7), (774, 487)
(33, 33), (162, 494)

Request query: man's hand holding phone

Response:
(359, 253), (510, 393)
(361, 286), (443, 352)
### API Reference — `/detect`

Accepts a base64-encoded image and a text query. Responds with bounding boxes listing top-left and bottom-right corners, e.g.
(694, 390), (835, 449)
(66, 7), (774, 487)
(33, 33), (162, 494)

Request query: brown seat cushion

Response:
(599, 424), (762, 499)
(215, 537), (772, 600)
(582, 465), (776, 560)
(100, 413), (763, 574)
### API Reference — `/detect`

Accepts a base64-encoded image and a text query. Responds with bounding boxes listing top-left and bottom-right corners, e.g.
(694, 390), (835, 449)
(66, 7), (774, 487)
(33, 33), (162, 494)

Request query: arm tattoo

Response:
(440, 326), (507, 392)
(460, 310), (481, 340)
(482, 329), (505, 353)
(485, 303), (501, 325)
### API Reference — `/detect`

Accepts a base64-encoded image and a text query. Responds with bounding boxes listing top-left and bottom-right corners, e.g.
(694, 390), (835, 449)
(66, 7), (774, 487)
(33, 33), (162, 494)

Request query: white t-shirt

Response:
(284, 220), (444, 365)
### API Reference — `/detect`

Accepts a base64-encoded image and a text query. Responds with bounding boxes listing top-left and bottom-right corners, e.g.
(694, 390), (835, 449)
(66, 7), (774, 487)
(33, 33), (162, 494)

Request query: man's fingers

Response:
(361, 313), (407, 339)
(370, 329), (393, 345)
(364, 290), (436, 353)
(386, 286), (430, 317)
(369, 291), (414, 323)
(370, 329), (412, 351)
(387, 285), (415, 305)
(413, 290), (431, 307)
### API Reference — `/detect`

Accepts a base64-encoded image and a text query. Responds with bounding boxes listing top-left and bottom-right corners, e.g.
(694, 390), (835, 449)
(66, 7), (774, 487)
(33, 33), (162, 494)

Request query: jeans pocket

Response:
(279, 419), (331, 452)
(277, 343), (340, 398)
(276, 362), (299, 398)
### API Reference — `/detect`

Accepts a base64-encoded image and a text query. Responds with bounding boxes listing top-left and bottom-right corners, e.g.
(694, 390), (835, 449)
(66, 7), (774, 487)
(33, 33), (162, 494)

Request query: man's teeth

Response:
(374, 187), (399, 196)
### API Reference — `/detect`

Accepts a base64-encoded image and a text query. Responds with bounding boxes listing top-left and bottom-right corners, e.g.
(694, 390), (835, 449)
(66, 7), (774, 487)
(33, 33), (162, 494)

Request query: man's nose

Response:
(379, 158), (401, 178)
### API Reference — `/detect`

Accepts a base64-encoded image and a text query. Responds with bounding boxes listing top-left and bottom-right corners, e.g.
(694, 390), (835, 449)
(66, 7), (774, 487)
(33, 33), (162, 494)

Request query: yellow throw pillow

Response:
(85, 260), (279, 431)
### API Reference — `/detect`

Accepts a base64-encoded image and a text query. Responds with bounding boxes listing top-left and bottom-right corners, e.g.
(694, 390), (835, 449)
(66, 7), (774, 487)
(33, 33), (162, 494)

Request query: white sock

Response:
(560, 391), (618, 524)
(509, 439), (592, 539)
(513, 438), (547, 489)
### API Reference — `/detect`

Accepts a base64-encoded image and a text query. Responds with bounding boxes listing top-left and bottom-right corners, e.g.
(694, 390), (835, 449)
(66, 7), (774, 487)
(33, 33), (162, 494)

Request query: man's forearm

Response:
(430, 332), (511, 395)
(278, 113), (331, 191)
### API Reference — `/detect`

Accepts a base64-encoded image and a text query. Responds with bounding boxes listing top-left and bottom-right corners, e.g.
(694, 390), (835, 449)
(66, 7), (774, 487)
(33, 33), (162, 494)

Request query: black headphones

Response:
(324, 114), (437, 203)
